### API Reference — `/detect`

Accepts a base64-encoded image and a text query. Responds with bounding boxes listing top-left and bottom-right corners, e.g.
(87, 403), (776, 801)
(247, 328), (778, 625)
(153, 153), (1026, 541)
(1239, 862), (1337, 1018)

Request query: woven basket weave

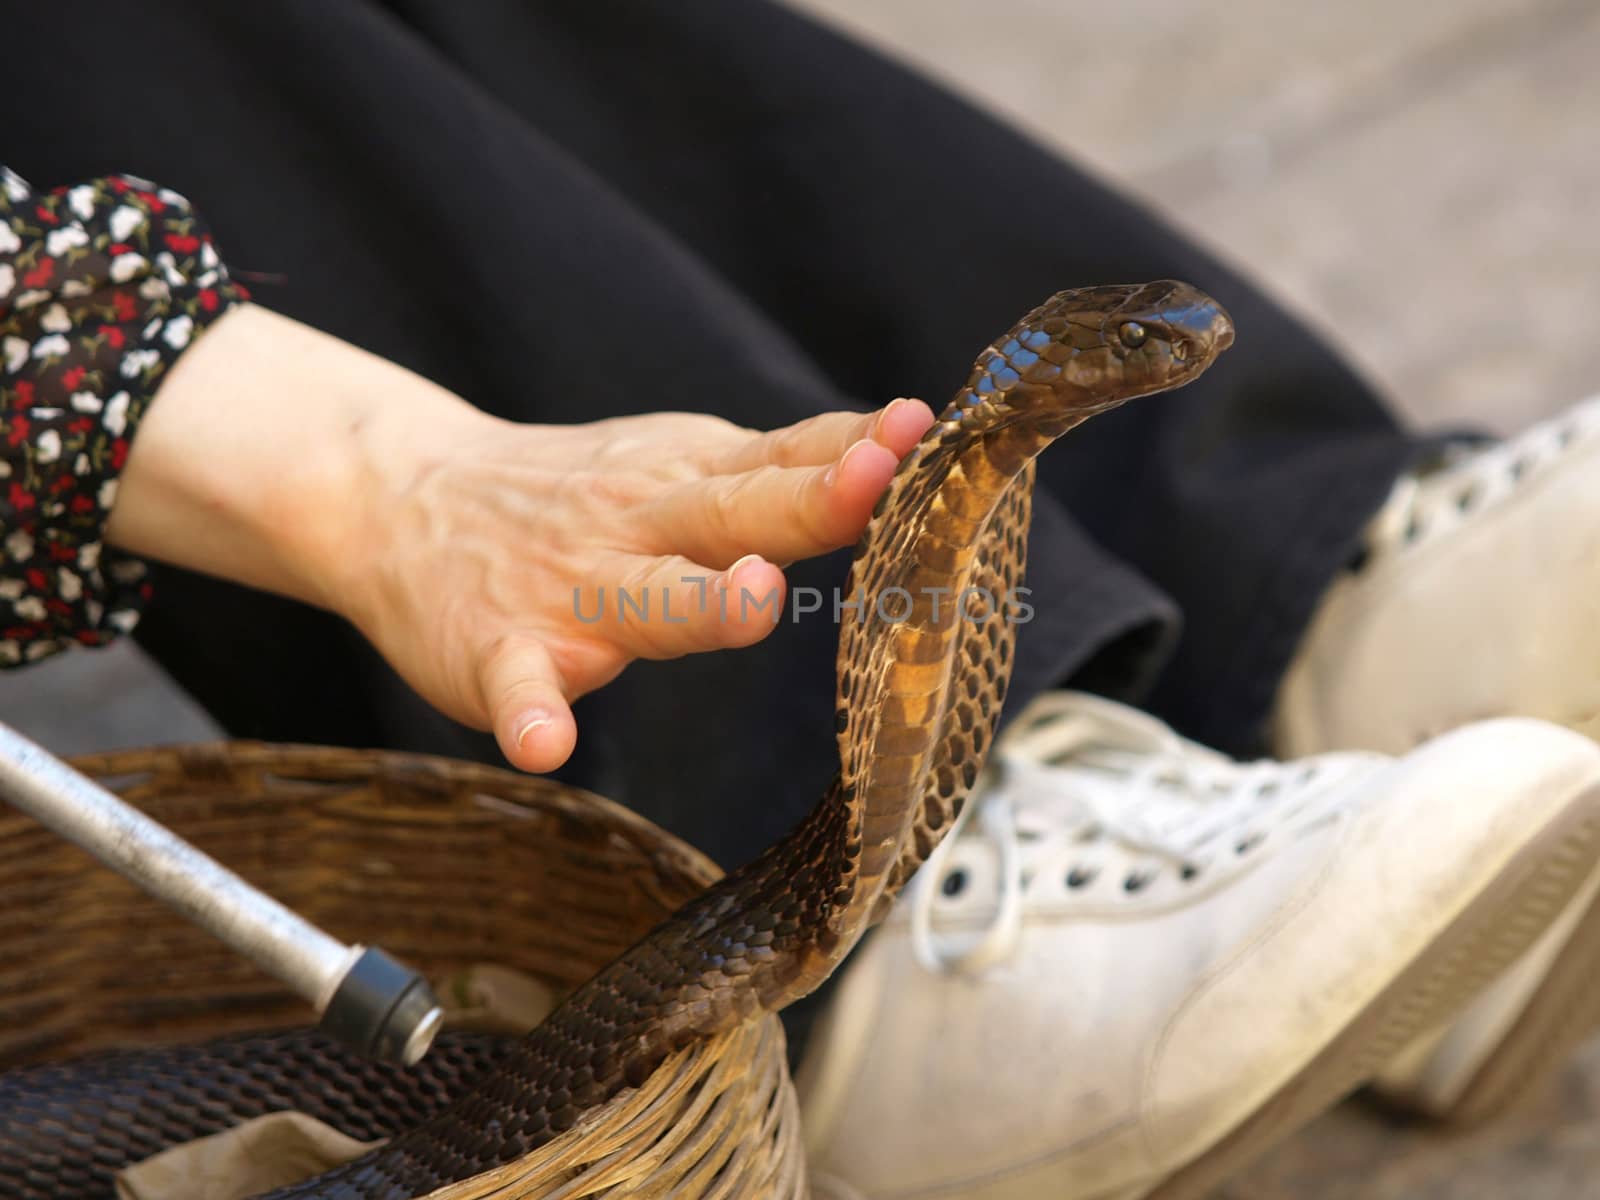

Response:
(0, 741), (806, 1199)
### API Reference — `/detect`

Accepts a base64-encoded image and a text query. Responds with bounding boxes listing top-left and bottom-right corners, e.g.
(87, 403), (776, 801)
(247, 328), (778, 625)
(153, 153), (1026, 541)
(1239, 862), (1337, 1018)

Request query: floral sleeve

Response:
(0, 167), (247, 667)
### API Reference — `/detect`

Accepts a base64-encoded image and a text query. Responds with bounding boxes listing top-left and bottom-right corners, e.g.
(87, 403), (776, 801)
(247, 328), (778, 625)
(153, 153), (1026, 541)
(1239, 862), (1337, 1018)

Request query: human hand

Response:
(108, 305), (935, 772)
(335, 397), (934, 771)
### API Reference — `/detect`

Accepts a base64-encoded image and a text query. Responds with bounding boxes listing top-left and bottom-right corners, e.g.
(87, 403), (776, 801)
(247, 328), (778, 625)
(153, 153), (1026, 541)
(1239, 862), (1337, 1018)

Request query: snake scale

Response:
(0, 281), (1231, 1199)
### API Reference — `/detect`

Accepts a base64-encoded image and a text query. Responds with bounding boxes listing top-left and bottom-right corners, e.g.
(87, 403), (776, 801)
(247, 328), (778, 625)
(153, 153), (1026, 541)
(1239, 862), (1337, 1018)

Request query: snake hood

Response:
(958, 280), (1234, 431)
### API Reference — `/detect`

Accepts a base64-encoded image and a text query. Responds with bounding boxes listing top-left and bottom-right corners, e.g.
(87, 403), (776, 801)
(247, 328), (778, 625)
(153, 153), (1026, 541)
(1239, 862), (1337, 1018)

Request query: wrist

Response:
(106, 304), (488, 617)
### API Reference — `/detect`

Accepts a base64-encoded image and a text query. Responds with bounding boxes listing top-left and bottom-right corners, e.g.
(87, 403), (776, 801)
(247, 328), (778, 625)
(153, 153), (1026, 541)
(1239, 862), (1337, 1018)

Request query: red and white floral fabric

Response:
(0, 167), (246, 666)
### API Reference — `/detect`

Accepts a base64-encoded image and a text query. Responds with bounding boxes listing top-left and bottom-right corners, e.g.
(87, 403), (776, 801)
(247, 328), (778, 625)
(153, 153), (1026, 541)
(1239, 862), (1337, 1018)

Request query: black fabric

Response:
(6, 0), (1423, 877)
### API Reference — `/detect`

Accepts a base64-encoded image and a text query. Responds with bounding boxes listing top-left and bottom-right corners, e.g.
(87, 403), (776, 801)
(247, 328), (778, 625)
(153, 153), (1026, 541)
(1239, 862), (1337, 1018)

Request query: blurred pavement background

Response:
(2, 1), (1598, 1194)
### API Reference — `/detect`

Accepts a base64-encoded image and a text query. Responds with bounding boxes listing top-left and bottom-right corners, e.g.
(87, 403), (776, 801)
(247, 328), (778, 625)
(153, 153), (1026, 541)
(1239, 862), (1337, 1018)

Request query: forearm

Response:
(105, 303), (487, 613)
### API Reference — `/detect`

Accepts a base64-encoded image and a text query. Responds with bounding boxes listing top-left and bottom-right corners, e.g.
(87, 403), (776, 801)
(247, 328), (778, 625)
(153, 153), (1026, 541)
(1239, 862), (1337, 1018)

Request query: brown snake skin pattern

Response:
(0, 282), (1232, 1199)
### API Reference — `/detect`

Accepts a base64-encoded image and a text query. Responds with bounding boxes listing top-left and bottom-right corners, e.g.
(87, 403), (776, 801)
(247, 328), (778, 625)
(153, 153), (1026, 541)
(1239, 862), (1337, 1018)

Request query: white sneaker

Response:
(798, 693), (1600, 1200)
(1275, 393), (1600, 1123)
(1276, 392), (1600, 756)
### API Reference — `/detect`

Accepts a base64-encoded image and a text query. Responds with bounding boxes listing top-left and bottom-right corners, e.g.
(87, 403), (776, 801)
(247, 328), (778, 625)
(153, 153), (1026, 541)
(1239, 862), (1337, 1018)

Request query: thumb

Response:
(480, 636), (579, 772)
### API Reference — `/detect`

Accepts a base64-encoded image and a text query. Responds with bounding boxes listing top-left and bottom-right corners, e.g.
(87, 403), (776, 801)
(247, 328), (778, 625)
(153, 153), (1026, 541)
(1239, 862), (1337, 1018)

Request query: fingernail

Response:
(515, 711), (553, 749)
(720, 553), (762, 590)
(827, 439), (870, 488)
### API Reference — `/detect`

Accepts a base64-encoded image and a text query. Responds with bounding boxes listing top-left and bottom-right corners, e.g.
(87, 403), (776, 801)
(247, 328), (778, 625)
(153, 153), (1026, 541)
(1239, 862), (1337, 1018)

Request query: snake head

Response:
(962, 279), (1233, 423)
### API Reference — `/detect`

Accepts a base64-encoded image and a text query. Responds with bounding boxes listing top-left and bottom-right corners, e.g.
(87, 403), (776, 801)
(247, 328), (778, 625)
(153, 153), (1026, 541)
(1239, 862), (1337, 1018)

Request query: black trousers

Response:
(10, 0), (1425, 876)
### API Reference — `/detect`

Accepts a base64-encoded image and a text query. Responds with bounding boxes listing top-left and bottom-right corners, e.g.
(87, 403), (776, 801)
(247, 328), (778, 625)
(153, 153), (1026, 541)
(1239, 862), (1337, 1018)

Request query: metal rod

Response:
(0, 721), (442, 1063)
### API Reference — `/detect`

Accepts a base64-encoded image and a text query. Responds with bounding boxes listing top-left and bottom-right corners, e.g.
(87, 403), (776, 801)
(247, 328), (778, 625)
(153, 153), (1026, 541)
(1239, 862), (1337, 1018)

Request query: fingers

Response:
(481, 637), (579, 773)
(718, 398), (934, 474)
(443, 401), (940, 777)
(875, 397), (938, 458)
(483, 552), (787, 774)
(581, 552), (788, 659)
(648, 436), (902, 568)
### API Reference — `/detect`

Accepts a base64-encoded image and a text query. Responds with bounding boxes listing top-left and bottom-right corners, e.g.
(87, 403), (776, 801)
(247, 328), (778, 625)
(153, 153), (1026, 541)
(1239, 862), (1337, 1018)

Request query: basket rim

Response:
(62, 739), (725, 888)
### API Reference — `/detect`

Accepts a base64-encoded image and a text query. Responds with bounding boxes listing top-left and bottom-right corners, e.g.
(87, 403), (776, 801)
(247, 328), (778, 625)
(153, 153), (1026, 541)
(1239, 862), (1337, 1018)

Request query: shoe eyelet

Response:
(1180, 863), (1201, 882)
(1558, 424), (1578, 448)
(1065, 866), (1098, 889)
(1123, 870), (1155, 893)
(1455, 484), (1481, 513)
(1235, 833), (1265, 855)
(1509, 455), (1531, 481)
(1255, 781), (1279, 800)
(941, 869), (968, 898)
(1403, 516), (1425, 544)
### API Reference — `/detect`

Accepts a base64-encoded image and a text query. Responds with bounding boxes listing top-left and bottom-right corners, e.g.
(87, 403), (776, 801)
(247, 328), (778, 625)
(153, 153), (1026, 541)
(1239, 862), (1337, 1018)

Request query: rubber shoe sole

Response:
(1121, 785), (1600, 1200)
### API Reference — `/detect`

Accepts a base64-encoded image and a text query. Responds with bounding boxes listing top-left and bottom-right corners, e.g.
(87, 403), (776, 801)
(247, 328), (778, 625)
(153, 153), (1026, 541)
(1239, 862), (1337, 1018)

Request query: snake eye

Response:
(1119, 321), (1147, 349)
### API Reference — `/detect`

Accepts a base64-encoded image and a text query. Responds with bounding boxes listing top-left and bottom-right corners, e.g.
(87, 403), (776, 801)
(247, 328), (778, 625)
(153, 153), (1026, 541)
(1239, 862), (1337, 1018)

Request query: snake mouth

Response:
(1207, 309), (1236, 353)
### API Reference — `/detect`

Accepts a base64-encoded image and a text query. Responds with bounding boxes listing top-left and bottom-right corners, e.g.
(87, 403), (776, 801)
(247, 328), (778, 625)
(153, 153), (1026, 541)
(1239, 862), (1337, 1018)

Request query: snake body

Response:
(0, 281), (1231, 1199)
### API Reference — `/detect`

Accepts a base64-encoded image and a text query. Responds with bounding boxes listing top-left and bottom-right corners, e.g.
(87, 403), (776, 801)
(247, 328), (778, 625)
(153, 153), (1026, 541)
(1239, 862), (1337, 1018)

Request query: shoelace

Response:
(908, 693), (1364, 975)
(1366, 394), (1600, 563)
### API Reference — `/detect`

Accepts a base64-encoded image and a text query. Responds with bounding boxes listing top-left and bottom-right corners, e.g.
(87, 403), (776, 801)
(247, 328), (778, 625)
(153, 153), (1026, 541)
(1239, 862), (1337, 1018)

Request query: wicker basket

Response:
(0, 742), (806, 1198)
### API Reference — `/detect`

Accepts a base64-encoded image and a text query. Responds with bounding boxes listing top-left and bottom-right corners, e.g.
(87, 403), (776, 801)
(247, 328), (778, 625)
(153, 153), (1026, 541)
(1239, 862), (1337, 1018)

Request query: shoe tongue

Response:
(1003, 692), (1188, 765)
(993, 692), (1263, 848)
(998, 745), (1200, 843)
(1003, 742), (1253, 854)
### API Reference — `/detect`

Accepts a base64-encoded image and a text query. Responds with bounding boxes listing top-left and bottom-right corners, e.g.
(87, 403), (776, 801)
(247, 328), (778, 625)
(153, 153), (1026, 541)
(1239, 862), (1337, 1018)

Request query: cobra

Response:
(0, 281), (1232, 1199)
